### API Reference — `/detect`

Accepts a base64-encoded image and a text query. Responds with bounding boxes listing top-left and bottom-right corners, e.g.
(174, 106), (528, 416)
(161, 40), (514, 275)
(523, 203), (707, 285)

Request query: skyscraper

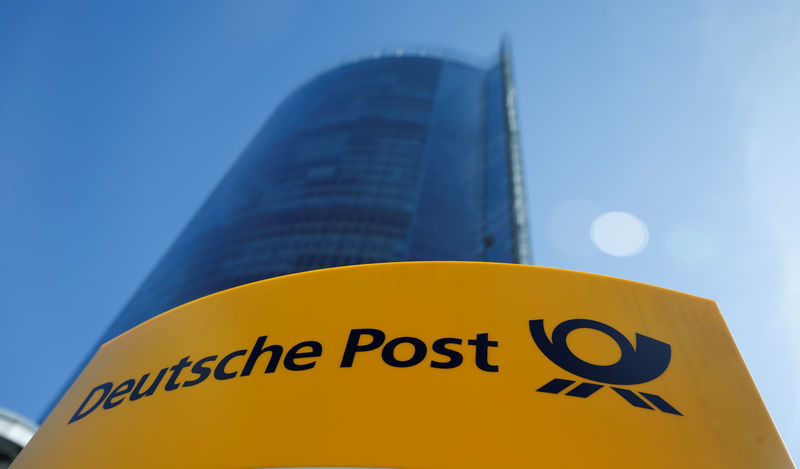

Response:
(44, 43), (530, 419)
(101, 43), (530, 343)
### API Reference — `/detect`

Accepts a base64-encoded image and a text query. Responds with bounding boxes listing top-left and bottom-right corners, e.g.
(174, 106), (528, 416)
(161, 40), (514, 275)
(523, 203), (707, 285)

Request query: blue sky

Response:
(1, 0), (798, 459)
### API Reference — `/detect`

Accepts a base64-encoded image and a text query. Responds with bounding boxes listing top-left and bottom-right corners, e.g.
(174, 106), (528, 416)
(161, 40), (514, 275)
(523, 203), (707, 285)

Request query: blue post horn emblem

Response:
(529, 319), (682, 415)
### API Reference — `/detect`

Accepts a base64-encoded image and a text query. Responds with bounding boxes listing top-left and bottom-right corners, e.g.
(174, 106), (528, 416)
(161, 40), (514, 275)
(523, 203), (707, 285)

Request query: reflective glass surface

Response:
(102, 53), (528, 342)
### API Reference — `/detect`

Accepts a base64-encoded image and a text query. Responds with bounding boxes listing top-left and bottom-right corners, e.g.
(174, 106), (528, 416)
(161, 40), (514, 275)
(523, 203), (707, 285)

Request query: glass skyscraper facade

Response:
(45, 44), (530, 419)
(99, 44), (530, 343)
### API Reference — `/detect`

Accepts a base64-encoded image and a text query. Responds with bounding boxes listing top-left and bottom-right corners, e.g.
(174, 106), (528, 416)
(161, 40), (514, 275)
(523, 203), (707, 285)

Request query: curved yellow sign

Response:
(15, 262), (792, 468)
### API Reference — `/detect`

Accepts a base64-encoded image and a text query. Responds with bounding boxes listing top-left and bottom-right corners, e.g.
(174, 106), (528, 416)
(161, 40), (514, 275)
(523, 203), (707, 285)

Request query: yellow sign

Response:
(15, 262), (793, 468)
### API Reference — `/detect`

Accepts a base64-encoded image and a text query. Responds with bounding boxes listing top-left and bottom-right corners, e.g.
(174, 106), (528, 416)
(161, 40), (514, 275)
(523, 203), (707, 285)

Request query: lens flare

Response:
(590, 212), (649, 257)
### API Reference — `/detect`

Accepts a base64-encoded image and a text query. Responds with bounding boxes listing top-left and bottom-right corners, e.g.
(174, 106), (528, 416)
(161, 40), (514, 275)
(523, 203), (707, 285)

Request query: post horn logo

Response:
(529, 319), (682, 416)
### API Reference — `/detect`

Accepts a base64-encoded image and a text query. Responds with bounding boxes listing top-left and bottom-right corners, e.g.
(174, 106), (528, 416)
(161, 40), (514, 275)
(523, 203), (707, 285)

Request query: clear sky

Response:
(1, 0), (798, 459)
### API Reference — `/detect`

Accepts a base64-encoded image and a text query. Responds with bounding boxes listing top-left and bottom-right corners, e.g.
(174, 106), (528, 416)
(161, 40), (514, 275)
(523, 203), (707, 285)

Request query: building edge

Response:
(499, 39), (532, 265)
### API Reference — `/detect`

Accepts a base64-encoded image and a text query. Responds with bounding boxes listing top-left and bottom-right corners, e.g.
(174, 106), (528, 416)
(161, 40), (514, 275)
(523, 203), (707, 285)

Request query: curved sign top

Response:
(14, 262), (792, 468)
